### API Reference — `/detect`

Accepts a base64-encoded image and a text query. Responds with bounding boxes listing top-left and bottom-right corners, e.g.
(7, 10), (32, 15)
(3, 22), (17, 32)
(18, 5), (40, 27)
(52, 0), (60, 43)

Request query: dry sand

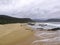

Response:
(0, 23), (36, 45)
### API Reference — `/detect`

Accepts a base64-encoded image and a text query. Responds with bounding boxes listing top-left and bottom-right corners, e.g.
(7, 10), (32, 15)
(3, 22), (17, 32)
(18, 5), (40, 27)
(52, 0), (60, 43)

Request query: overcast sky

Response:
(0, 0), (60, 19)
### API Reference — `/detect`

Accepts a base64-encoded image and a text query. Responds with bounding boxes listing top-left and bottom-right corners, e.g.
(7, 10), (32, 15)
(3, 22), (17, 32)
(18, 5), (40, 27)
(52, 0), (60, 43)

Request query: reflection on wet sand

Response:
(32, 30), (60, 45)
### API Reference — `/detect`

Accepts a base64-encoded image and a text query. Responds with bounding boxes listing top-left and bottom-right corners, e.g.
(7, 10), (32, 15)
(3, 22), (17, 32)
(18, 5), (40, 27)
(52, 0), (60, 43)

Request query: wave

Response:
(32, 30), (60, 45)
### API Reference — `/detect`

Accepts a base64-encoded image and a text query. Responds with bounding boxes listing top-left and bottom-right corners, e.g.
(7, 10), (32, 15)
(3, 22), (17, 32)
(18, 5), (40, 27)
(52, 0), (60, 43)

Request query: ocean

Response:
(27, 22), (60, 45)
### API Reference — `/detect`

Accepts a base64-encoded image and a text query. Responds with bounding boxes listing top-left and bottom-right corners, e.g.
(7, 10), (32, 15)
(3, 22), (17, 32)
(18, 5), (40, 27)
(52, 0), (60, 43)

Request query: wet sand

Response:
(32, 30), (60, 45)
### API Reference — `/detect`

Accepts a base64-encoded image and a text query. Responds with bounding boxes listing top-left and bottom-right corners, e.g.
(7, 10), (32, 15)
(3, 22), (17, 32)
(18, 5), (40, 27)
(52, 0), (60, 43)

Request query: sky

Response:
(0, 0), (60, 19)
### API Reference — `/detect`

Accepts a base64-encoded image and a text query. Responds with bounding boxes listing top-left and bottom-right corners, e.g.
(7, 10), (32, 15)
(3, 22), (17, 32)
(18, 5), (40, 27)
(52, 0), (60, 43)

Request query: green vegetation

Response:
(0, 15), (33, 24)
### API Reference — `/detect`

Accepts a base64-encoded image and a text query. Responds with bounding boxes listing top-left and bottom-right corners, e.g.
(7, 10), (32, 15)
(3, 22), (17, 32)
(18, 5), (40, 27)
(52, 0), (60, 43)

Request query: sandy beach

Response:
(0, 23), (60, 45)
(0, 23), (36, 45)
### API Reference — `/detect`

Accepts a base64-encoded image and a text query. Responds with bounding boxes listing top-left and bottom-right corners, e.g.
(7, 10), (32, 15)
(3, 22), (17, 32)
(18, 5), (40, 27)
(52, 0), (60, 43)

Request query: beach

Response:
(0, 23), (60, 45)
(0, 23), (36, 45)
(32, 30), (60, 45)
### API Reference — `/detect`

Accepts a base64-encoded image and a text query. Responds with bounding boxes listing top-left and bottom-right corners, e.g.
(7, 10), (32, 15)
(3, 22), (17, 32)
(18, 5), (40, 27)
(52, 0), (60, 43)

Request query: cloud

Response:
(22, 0), (60, 19)
(0, 0), (60, 19)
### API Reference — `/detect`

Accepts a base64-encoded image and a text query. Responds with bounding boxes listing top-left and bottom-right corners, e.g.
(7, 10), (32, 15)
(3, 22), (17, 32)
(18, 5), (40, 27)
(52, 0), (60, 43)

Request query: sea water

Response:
(28, 22), (60, 45)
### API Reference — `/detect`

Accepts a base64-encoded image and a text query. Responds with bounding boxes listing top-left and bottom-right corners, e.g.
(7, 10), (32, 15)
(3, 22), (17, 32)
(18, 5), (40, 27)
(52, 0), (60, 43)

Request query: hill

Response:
(45, 19), (60, 22)
(0, 15), (33, 24)
(32, 19), (45, 22)
(32, 18), (60, 22)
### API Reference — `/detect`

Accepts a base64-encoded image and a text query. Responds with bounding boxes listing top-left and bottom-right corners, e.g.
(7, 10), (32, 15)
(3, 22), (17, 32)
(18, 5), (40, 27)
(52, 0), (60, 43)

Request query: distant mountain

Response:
(32, 19), (45, 22)
(32, 18), (60, 22)
(45, 18), (60, 22)
(0, 15), (33, 24)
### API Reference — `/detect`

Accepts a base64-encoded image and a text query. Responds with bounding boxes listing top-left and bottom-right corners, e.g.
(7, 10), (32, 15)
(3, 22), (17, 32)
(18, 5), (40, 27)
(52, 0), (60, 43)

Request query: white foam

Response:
(32, 30), (60, 45)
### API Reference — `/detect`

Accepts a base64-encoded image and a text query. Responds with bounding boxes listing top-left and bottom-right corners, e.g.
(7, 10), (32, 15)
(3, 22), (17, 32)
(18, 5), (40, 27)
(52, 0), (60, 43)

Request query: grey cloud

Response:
(0, 0), (60, 19)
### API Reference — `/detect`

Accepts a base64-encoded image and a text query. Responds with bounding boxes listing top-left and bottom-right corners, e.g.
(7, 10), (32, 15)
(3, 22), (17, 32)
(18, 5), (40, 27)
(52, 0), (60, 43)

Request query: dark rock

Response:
(48, 28), (60, 31)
